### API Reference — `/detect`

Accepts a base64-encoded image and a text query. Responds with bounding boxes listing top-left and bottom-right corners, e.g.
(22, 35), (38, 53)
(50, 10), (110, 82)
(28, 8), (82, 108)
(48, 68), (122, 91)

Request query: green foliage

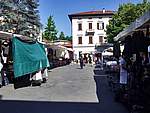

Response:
(65, 36), (72, 41)
(59, 31), (65, 40)
(43, 16), (58, 41)
(58, 31), (72, 42)
(0, 0), (41, 38)
(106, 1), (150, 43)
(58, 31), (72, 41)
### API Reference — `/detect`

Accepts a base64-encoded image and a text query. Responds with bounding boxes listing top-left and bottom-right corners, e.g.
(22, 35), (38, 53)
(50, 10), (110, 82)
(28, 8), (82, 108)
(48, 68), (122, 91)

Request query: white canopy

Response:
(102, 51), (113, 56)
(114, 10), (150, 41)
(58, 45), (74, 52)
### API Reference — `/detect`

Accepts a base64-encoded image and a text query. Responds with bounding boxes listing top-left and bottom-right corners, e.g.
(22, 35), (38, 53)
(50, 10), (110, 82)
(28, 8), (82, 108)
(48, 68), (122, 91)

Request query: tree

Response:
(0, 0), (41, 38)
(43, 16), (58, 41)
(58, 31), (72, 41)
(59, 31), (65, 40)
(24, 0), (41, 37)
(106, 1), (150, 43)
(65, 36), (72, 42)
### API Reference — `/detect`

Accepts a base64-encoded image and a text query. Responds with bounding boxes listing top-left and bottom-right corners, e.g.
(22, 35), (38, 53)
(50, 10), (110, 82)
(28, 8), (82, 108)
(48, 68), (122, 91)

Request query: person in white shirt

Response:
(119, 54), (128, 84)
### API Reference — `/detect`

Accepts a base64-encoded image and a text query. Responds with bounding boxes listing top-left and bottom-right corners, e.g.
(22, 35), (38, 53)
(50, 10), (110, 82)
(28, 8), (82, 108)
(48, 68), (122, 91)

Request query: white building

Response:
(69, 9), (114, 60)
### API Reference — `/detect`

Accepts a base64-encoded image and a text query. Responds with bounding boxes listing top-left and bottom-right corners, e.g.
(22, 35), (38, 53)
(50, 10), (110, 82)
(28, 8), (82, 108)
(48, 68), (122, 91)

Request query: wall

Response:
(72, 15), (112, 60)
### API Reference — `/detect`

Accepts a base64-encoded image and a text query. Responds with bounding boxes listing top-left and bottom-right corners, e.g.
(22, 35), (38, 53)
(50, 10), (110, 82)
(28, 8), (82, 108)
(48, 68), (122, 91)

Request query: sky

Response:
(38, 0), (142, 36)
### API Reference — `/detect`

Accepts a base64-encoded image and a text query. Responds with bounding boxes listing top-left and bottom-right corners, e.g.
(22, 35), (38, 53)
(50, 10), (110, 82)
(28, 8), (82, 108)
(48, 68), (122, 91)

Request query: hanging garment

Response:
(12, 36), (50, 78)
(31, 71), (42, 86)
(0, 62), (3, 86)
(35, 71), (42, 81)
(43, 68), (48, 79)
(1, 56), (7, 64)
(13, 74), (31, 89)
(2, 42), (9, 57)
(119, 57), (128, 84)
(3, 72), (9, 86)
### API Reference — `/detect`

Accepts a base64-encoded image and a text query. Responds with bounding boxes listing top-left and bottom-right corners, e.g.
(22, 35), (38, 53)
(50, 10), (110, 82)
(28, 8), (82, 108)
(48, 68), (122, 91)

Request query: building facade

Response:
(69, 10), (114, 60)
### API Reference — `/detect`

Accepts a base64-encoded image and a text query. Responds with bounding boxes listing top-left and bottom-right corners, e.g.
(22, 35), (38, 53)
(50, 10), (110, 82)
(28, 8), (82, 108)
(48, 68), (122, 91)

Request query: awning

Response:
(0, 31), (35, 41)
(114, 10), (150, 41)
(58, 45), (74, 52)
(95, 43), (113, 52)
(102, 51), (113, 56)
(12, 36), (50, 78)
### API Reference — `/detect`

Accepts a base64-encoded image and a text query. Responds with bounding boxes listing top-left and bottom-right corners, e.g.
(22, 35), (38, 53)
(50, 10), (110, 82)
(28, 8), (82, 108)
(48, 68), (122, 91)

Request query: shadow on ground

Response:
(0, 99), (128, 113)
(93, 69), (128, 113)
(0, 95), (2, 100)
(0, 100), (101, 113)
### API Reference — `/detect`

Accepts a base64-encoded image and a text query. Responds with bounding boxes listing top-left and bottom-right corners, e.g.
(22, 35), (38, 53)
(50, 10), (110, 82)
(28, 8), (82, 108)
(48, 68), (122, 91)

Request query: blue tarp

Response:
(12, 36), (49, 78)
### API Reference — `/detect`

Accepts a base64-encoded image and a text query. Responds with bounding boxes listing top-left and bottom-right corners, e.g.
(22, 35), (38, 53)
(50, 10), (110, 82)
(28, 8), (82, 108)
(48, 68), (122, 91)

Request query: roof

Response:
(68, 10), (114, 19)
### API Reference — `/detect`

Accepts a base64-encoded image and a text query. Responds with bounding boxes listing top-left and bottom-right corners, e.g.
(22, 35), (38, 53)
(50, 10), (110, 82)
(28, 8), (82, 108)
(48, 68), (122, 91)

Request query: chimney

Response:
(102, 8), (105, 13)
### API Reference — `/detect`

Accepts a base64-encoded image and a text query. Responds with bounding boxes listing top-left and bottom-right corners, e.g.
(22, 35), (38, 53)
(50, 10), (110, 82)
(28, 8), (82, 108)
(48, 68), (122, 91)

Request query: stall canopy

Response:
(58, 45), (74, 52)
(0, 31), (35, 41)
(114, 10), (150, 41)
(102, 51), (113, 56)
(12, 36), (49, 78)
(95, 43), (113, 53)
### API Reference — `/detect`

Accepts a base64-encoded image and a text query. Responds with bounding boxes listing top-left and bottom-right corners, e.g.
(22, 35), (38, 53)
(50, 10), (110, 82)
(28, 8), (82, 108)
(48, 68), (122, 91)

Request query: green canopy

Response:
(12, 37), (50, 78)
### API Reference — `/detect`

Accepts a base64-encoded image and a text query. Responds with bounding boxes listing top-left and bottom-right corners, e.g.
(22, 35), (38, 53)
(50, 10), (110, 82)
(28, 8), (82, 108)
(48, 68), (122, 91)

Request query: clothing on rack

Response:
(119, 57), (128, 84)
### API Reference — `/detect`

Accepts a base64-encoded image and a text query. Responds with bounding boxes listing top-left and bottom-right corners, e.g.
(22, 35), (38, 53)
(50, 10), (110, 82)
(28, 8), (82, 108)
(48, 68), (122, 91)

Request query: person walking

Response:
(88, 55), (92, 64)
(79, 56), (84, 69)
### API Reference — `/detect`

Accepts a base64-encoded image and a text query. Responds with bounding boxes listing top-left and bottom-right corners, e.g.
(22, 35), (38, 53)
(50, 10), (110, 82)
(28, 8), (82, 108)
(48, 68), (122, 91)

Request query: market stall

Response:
(113, 10), (150, 113)
(0, 31), (50, 89)
(46, 44), (73, 68)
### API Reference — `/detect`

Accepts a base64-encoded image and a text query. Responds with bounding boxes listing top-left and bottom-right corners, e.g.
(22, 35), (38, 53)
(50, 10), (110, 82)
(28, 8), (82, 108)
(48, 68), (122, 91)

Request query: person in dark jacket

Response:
(79, 56), (84, 69)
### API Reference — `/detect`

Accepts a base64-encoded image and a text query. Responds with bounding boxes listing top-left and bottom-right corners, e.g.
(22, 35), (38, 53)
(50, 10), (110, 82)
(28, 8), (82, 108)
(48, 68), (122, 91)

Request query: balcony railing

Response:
(86, 29), (95, 33)
(85, 29), (95, 35)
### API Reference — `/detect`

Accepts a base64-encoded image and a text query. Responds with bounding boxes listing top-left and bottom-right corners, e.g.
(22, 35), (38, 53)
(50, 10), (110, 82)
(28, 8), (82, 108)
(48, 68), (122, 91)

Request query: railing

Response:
(86, 29), (95, 33)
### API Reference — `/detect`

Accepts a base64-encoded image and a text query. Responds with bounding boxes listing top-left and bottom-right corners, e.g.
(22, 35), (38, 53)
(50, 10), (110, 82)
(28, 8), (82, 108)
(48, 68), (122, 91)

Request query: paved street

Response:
(0, 64), (98, 102)
(0, 64), (128, 113)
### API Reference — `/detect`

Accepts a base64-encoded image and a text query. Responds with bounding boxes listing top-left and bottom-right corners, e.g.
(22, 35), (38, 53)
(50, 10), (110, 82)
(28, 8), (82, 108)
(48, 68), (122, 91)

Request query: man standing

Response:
(119, 54), (128, 85)
(79, 56), (84, 69)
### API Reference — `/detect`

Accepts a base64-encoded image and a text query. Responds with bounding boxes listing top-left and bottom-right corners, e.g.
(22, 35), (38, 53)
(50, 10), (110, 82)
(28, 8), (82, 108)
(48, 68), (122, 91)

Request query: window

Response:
(97, 22), (104, 30)
(78, 23), (82, 31)
(89, 37), (93, 44)
(102, 22), (104, 29)
(89, 23), (92, 29)
(78, 37), (82, 44)
(97, 23), (99, 30)
(99, 36), (103, 43)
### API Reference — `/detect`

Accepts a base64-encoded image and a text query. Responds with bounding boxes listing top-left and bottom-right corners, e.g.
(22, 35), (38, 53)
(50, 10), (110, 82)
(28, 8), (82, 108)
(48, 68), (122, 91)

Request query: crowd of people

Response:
(79, 54), (93, 69)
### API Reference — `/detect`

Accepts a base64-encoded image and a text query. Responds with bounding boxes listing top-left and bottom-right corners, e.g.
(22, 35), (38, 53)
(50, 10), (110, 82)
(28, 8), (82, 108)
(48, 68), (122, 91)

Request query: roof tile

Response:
(69, 10), (114, 16)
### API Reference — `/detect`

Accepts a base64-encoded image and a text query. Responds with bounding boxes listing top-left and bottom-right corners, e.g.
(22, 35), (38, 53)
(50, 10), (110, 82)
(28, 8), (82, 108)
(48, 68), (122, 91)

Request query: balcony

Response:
(85, 29), (95, 36)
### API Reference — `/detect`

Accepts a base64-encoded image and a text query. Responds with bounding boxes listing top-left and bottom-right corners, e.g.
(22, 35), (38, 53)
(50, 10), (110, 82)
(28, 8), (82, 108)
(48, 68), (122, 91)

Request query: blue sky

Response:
(39, 0), (142, 36)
